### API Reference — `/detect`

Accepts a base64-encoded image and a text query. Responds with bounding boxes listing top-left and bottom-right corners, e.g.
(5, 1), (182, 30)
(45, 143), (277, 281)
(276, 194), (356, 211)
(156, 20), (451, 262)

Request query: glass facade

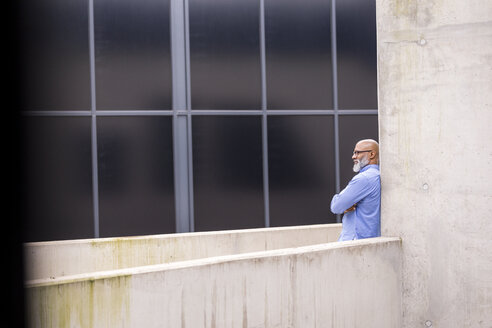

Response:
(265, 0), (333, 109)
(21, 117), (94, 242)
(192, 116), (264, 231)
(97, 116), (175, 237)
(94, 0), (172, 110)
(336, 0), (378, 109)
(268, 116), (336, 226)
(189, 0), (261, 109)
(19, 0), (378, 242)
(18, 0), (91, 110)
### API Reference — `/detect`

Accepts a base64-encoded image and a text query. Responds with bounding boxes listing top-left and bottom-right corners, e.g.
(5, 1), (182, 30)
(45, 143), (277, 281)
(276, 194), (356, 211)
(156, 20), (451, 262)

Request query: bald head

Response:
(352, 139), (379, 167)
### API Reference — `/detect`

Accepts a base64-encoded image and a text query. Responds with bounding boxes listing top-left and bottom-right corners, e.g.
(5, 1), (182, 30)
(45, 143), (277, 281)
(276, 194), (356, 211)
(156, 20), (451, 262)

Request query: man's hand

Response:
(344, 204), (357, 213)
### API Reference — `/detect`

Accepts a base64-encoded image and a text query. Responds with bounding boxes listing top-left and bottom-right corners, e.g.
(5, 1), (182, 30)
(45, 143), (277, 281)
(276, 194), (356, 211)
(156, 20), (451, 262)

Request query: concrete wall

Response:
(377, 0), (492, 327)
(25, 224), (341, 281)
(26, 237), (402, 328)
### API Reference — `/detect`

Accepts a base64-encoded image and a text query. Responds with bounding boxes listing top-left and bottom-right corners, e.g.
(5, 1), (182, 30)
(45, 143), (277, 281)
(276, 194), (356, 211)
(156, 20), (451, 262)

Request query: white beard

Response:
(353, 156), (369, 173)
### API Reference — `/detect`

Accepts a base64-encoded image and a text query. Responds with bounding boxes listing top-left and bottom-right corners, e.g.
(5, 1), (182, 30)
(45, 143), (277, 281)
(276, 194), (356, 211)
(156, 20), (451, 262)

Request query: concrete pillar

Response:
(377, 0), (492, 327)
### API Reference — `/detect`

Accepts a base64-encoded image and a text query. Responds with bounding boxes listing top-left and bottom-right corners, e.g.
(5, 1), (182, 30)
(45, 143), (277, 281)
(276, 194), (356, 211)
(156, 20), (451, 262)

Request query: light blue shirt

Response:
(331, 164), (381, 241)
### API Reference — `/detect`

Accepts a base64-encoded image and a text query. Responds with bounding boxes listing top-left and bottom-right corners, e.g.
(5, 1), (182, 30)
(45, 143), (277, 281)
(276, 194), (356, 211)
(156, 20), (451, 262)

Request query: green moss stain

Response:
(54, 281), (95, 328)
(90, 237), (172, 272)
(27, 275), (132, 328)
(90, 275), (132, 327)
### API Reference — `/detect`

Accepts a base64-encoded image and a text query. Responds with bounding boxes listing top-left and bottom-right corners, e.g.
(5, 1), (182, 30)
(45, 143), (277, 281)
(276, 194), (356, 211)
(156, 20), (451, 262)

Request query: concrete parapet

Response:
(25, 223), (342, 281)
(26, 236), (401, 328)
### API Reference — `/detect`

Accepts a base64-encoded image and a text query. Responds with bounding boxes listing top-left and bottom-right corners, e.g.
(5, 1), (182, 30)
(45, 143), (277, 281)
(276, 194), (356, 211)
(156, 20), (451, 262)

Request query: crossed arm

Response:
(330, 175), (370, 214)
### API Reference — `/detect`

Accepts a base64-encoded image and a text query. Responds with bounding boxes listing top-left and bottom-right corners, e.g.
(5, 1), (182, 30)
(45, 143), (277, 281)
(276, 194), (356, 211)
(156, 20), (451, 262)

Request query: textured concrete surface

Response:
(377, 0), (492, 327)
(26, 237), (402, 328)
(25, 223), (341, 281)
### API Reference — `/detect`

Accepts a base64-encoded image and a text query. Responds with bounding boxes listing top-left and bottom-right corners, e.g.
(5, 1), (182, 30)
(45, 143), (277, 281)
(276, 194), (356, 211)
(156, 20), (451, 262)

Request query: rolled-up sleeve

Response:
(330, 175), (370, 214)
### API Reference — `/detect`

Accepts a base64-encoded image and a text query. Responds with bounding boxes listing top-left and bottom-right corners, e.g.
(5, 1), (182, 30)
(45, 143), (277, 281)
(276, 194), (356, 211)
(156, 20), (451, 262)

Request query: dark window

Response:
(338, 115), (379, 188)
(268, 116), (336, 226)
(336, 0), (377, 109)
(94, 0), (172, 110)
(265, 0), (333, 109)
(21, 117), (94, 242)
(192, 116), (264, 231)
(189, 0), (261, 109)
(97, 116), (175, 237)
(18, 0), (91, 110)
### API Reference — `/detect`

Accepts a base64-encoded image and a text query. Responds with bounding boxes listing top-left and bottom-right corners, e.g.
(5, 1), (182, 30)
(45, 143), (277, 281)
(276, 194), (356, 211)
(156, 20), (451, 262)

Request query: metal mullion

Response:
(266, 109), (336, 115)
(190, 110), (263, 115)
(187, 109), (339, 115)
(184, 0), (195, 232)
(338, 109), (378, 115)
(96, 110), (174, 116)
(21, 111), (92, 117)
(20, 109), (378, 117)
(186, 113), (194, 232)
(331, 0), (341, 223)
(171, 0), (191, 233)
(260, 0), (270, 228)
(88, 0), (100, 237)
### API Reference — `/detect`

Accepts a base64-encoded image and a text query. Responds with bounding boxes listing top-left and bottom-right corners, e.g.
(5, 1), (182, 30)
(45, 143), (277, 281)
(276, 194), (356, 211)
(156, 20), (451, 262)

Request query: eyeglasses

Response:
(352, 150), (373, 156)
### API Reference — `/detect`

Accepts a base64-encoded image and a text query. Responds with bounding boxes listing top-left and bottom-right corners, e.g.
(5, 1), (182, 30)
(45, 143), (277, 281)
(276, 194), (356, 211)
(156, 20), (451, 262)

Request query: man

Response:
(331, 139), (381, 241)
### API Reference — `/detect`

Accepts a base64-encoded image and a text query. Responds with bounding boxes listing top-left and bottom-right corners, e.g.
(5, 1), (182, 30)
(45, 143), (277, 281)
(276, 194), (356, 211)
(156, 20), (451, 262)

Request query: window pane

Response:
(338, 115), (379, 188)
(192, 116), (264, 231)
(21, 117), (94, 242)
(97, 116), (175, 237)
(265, 0), (333, 109)
(189, 0), (261, 109)
(268, 116), (336, 226)
(94, 0), (172, 110)
(337, 0), (377, 109)
(18, 0), (91, 110)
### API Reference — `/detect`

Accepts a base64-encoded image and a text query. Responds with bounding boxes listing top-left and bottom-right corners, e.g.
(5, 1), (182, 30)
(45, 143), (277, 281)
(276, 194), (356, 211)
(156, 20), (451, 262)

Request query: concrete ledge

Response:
(25, 223), (342, 281)
(26, 236), (402, 328)
(25, 236), (397, 287)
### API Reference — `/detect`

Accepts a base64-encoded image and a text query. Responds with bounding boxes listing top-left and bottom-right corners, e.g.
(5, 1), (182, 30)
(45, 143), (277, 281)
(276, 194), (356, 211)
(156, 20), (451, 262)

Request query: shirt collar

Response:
(360, 164), (379, 172)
